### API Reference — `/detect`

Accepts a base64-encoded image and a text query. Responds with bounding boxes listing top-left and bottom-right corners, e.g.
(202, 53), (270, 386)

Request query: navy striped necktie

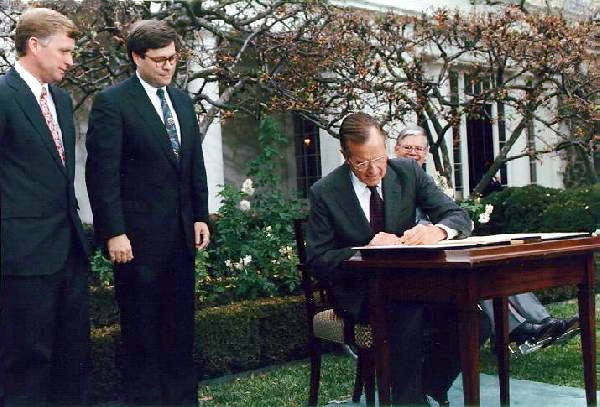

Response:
(156, 88), (180, 159)
(368, 186), (384, 234)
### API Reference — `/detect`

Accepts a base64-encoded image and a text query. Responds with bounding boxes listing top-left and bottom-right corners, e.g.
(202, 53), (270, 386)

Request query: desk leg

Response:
(578, 254), (597, 406)
(369, 275), (391, 406)
(493, 297), (510, 406)
(457, 303), (480, 407)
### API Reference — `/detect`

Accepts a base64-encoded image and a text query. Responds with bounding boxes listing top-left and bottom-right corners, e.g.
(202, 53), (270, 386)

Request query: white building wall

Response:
(536, 152), (565, 188)
(505, 134), (531, 187)
(532, 93), (566, 189)
(319, 128), (344, 176)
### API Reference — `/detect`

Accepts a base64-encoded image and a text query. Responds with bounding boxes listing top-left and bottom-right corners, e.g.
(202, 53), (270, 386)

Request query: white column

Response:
(187, 33), (224, 214)
(458, 71), (470, 198)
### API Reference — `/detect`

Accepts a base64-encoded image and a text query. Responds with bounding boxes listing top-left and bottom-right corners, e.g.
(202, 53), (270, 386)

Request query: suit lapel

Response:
(125, 77), (179, 171)
(333, 165), (372, 236)
(6, 68), (67, 176)
(382, 167), (403, 232)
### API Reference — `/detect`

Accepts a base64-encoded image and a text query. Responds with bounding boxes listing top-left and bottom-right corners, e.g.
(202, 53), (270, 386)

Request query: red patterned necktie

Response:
(40, 86), (65, 165)
(369, 186), (384, 234)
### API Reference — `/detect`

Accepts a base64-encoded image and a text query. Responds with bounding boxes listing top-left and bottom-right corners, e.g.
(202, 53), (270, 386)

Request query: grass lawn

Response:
(197, 295), (599, 406)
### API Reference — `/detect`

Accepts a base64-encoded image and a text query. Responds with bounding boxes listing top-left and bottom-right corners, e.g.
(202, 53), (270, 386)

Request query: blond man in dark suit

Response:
(0, 8), (90, 406)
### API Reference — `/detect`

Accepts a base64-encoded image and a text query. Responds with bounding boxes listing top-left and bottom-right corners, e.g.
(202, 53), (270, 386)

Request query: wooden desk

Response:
(344, 236), (600, 406)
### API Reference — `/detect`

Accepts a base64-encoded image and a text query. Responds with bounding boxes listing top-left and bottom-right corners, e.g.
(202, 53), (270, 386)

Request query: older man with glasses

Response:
(394, 125), (579, 355)
(306, 113), (491, 406)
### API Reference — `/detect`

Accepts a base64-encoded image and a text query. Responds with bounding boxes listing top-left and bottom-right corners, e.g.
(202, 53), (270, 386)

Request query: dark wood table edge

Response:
(349, 237), (600, 407)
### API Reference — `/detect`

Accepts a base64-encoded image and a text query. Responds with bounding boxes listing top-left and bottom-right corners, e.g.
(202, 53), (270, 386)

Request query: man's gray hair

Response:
(396, 125), (428, 147)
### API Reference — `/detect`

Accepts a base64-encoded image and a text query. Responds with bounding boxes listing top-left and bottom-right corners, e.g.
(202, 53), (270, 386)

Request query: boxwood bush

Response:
(473, 184), (600, 235)
(461, 184), (600, 302)
(89, 287), (308, 403)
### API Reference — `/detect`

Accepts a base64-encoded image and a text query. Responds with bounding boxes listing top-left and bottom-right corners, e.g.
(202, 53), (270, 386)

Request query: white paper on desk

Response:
(352, 232), (590, 250)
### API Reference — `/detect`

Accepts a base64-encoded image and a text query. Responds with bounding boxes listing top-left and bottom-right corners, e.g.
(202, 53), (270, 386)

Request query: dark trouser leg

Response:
(0, 246), (89, 406)
(389, 302), (427, 406)
(423, 305), (492, 399)
(161, 252), (197, 406)
(48, 251), (91, 405)
(115, 236), (197, 406)
(1, 273), (59, 406)
(114, 262), (164, 405)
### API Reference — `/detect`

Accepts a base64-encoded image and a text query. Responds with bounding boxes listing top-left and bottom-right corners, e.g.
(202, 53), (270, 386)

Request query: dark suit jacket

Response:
(306, 158), (472, 319)
(0, 67), (89, 276)
(85, 76), (208, 259)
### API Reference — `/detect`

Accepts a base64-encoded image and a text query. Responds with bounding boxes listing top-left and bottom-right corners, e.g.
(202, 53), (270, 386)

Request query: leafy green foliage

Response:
(89, 249), (114, 287)
(88, 117), (306, 306)
(88, 294), (310, 403)
(472, 184), (600, 235)
(458, 197), (494, 227)
(196, 117), (307, 306)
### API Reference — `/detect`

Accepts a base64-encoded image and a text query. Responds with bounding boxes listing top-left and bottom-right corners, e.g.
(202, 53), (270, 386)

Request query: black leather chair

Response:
(293, 218), (375, 406)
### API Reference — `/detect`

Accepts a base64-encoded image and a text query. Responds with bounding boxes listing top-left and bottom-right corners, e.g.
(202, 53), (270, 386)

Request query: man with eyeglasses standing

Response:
(395, 125), (579, 355)
(86, 20), (209, 406)
(306, 113), (482, 405)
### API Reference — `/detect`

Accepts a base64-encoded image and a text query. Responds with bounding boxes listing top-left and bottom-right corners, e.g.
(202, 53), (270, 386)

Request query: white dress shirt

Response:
(136, 72), (181, 143)
(15, 61), (63, 141)
(349, 170), (457, 239)
(350, 171), (382, 224)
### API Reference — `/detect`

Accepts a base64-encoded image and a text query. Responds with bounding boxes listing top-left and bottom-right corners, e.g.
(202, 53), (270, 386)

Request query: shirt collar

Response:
(136, 71), (167, 96)
(15, 61), (46, 101)
(349, 169), (382, 194)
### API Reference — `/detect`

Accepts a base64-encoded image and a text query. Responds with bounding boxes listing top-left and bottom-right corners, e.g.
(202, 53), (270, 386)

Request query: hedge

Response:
(89, 287), (308, 403)
(475, 184), (600, 235)
(474, 184), (600, 302)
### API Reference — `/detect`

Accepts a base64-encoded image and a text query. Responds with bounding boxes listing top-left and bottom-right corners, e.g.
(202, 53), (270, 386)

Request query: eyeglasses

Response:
(348, 155), (387, 172)
(146, 53), (178, 67)
(399, 145), (427, 153)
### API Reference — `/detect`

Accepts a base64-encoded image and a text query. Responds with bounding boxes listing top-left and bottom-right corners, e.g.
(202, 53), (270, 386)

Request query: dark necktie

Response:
(369, 186), (384, 234)
(156, 88), (181, 159)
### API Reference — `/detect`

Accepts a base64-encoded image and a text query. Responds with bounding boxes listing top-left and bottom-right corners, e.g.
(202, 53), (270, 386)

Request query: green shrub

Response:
(473, 185), (560, 235)
(90, 117), (307, 307)
(194, 296), (308, 378)
(539, 186), (600, 232)
(90, 325), (121, 403)
(467, 184), (600, 235)
(89, 285), (119, 328)
(194, 302), (262, 376)
(89, 293), (309, 403)
(460, 184), (600, 302)
(89, 250), (114, 288)
(196, 117), (306, 305)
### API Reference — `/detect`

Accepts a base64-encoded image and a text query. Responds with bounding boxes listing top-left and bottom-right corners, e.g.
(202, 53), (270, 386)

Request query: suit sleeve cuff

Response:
(434, 223), (458, 240)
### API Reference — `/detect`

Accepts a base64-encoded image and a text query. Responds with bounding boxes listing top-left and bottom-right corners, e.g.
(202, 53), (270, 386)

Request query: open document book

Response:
(352, 232), (590, 251)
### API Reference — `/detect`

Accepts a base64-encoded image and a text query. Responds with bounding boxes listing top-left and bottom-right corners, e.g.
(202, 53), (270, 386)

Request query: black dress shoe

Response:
(548, 316), (580, 345)
(510, 319), (563, 345)
(426, 390), (450, 406)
